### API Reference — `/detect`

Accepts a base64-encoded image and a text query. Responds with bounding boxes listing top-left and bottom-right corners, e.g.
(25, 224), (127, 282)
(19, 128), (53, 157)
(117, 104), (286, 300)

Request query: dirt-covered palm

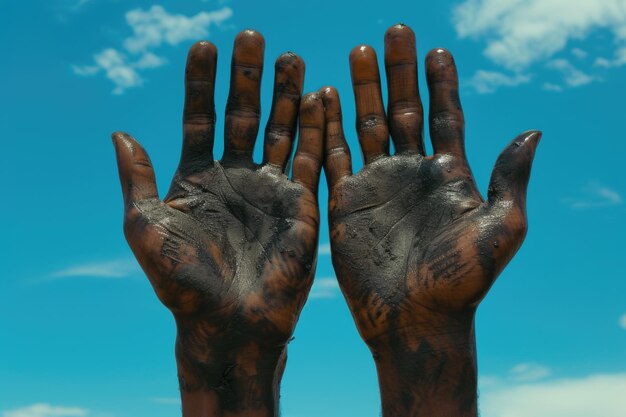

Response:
(112, 31), (325, 399)
(321, 25), (541, 347)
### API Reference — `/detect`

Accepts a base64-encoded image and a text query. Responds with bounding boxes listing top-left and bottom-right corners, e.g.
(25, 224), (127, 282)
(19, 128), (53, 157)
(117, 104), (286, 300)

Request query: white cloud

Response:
(71, 65), (99, 76)
(595, 46), (626, 67)
(50, 259), (139, 279)
(620, 313), (626, 329)
(96, 49), (143, 94)
(509, 363), (551, 382)
(480, 373), (626, 417)
(453, 0), (626, 92)
(3, 404), (88, 417)
(466, 70), (530, 93)
(542, 82), (563, 92)
(563, 181), (623, 209)
(134, 52), (168, 69)
(571, 47), (588, 59)
(123, 6), (232, 53)
(547, 59), (596, 87)
(318, 242), (331, 256)
(310, 277), (340, 299)
(73, 5), (232, 94)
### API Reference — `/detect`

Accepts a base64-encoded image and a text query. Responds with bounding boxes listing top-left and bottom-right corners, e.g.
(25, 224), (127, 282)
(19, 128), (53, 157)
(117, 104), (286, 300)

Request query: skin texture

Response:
(112, 31), (325, 417)
(321, 24), (541, 417)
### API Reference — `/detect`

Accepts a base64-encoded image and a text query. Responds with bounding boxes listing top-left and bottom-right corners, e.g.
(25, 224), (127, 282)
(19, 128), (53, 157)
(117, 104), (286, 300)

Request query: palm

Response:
(330, 154), (517, 342)
(170, 165), (316, 315)
(113, 33), (325, 364)
(320, 25), (540, 345)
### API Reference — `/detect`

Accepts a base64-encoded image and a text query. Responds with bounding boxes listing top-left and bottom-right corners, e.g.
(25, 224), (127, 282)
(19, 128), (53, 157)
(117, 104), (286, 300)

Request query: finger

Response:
(223, 30), (265, 165)
(112, 132), (159, 207)
(349, 45), (389, 164)
(320, 86), (352, 190)
(263, 52), (305, 171)
(179, 41), (217, 174)
(426, 48), (465, 158)
(487, 130), (542, 207)
(292, 93), (324, 195)
(384, 24), (424, 155)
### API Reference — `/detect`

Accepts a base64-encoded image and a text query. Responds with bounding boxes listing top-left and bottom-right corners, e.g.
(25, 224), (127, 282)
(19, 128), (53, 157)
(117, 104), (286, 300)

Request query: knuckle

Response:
(356, 115), (388, 135)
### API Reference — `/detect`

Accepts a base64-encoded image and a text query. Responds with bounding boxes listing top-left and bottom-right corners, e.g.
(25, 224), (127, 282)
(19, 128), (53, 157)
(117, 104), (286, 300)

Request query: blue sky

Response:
(1, 0), (625, 416)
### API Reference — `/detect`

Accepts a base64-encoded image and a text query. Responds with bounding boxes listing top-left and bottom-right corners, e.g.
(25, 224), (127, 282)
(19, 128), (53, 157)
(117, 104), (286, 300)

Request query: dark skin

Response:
(113, 30), (325, 417)
(321, 24), (541, 417)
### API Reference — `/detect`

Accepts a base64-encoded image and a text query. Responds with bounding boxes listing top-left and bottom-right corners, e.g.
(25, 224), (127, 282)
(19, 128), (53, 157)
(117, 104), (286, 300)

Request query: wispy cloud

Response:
(150, 397), (180, 406)
(546, 59), (596, 87)
(480, 372), (626, 417)
(453, 0), (626, 92)
(466, 70), (530, 94)
(73, 5), (233, 94)
(310, 277), (340, 299)
(3, 404), (88, 417)
(74, 0), (93, 8)
(508, 363), (551, 382)
(620, 313), (626, 329)
(50, 259), (139, 279)
(562, 181), (623, 209)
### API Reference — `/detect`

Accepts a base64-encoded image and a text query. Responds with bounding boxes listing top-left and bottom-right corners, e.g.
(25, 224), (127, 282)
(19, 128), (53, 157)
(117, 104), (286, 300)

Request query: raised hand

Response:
(112, 31), (324, 417)
(321, 24), (540, 417)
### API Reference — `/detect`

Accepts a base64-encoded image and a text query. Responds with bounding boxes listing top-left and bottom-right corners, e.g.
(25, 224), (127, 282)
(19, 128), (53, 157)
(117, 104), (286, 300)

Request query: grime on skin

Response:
(113, 23), (540, 417)
(321, 24), (540, 417)
(113, 30), (325, 417)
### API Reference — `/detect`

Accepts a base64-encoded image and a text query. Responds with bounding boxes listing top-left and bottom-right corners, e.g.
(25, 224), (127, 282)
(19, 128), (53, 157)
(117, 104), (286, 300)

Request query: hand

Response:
(321, 24), (540, 416)
(112, 31), (325, 417)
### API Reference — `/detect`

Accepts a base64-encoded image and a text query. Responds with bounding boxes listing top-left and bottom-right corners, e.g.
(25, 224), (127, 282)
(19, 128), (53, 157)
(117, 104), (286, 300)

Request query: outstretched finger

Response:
(426, 48), (466, 159)
(384, 24), (424, 155)
(487, 130), (542, 207)
(320, 86), (352, 190)
(223, 30), (265, 165)
(349, 45), (389, 164)
(263, 52), (305, 171)
(292, 93), (324, 195)
(112, 132), (159, 207)
(179, 41), (217, 175)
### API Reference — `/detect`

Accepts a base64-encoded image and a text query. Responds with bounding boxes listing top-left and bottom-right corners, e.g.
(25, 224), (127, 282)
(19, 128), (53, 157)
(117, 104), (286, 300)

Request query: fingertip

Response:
(188, 40), (217, 57)
(274, 52), (305, 90)
(111, 131), (135, 150)
(319, 85), (336, 94)
(522, 130), (542, 148)
(385, 23), (415, 43)
(425, 48), (455, 72)
(235, 29), (265, 48)
(318, 86), (342, 119)
(186, 41), (217, 73)
(276, 51), (304, 71)
(426, 47), (452, 59)
(386, 22), (414, 33)
(509, 130), (542, 156)
(300, 93), (324, 128)
(349, 45), (377, 65)
(319, 85), (339, 101)
(302, 91), (320, 103)
(231, 30), (265, 66)
(111, 131), (123, 143)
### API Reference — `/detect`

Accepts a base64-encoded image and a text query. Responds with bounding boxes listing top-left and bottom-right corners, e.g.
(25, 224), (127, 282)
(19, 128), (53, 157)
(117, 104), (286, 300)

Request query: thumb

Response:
(487, 130), (541, 207)
(112, 132), (159, 207)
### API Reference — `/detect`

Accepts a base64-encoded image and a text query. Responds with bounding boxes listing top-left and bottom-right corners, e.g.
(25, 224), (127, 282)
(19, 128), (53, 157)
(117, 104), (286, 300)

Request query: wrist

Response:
(370, 317), (478, 417)
(175, 334), (287, 417)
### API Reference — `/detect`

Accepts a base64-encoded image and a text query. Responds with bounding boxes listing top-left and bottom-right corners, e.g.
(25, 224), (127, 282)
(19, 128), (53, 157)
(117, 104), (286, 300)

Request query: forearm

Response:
(175, 334), (287, 417)
(370, 321), (478, 417)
